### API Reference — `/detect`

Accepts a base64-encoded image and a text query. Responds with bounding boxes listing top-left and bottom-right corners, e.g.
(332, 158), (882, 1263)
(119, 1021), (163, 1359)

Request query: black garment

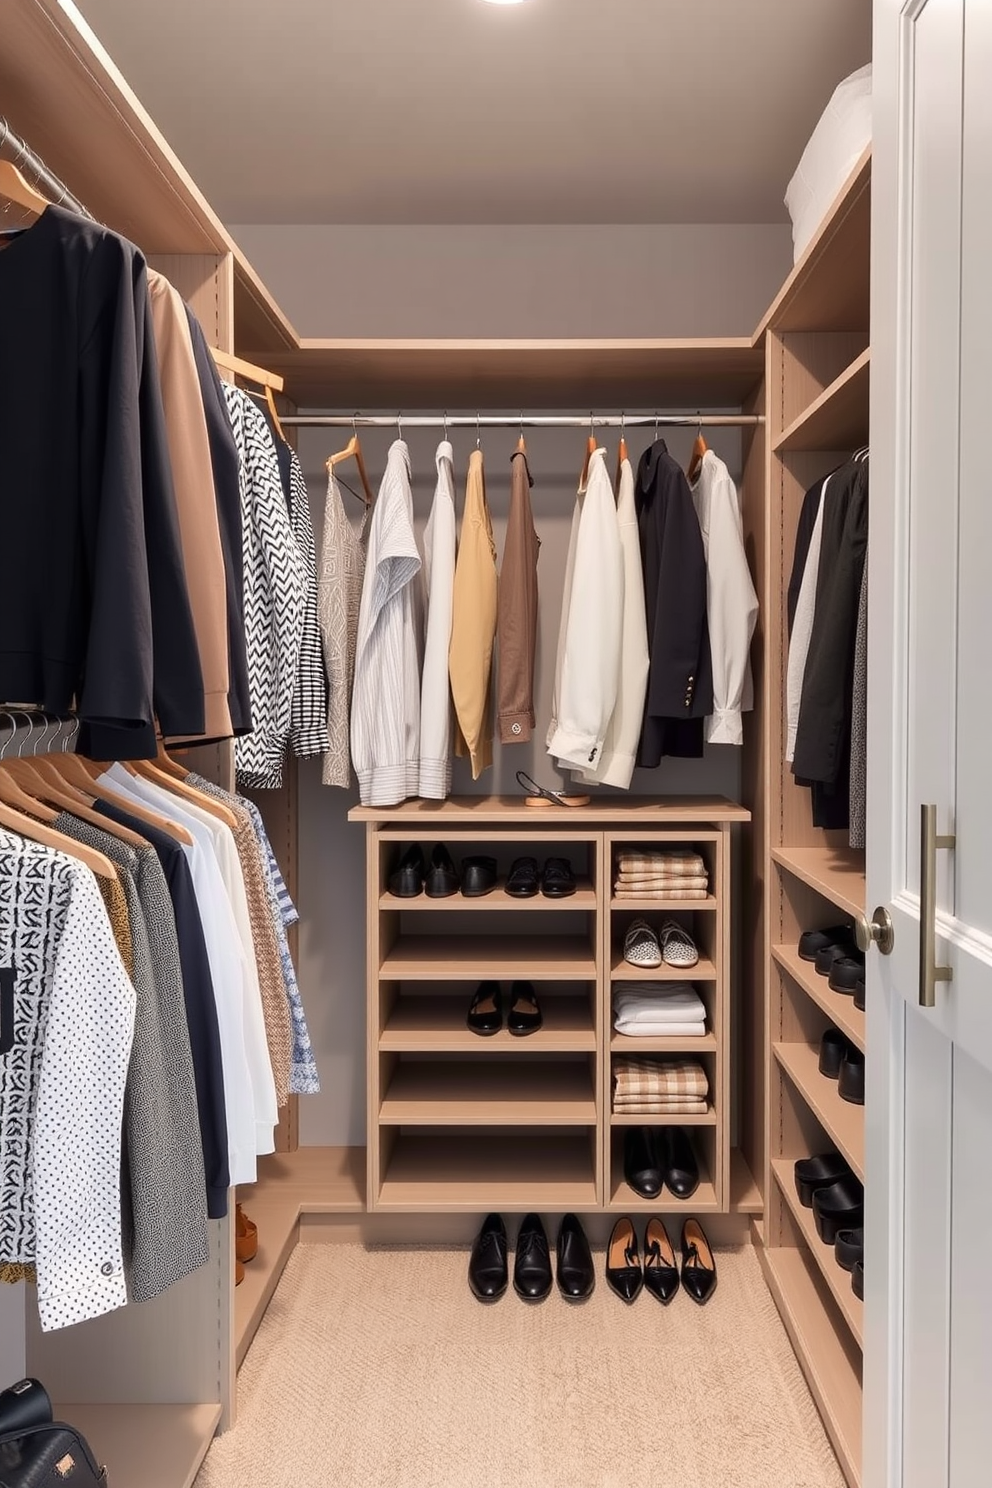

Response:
(0, 205), (204, 757)
(787, 476), (829, 637)
(184, 308), (253, 736)
(96, 798), (230, 1218)
(635, 440), (713, 764)
(792, 459), (869, 823)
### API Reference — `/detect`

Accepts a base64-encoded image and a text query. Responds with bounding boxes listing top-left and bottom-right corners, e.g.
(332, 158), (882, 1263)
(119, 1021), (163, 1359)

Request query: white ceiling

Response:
(74, 0), (871, 226)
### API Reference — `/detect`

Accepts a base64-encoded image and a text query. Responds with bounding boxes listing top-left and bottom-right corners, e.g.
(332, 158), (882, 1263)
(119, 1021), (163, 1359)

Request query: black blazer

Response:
(635, 440), (713, 765)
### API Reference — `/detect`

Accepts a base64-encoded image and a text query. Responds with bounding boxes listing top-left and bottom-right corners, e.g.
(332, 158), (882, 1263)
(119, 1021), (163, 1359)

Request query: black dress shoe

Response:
(799, 924), (854, 962)
(854, 976), (866, 1012)
(829, 954), (866, 994)
(815, 939), (859, 977)
(507, 981), (542, 1037)
(681, 1218), (717, 1305)
(812, 1175), (864, 1245)
(467, 982), (502, 1036)
(556, 1214), (594, 1301)
(462, 855), (498, 897)
(838, 1046), (865, 1105)
(623, 1126), (663, 1200)
(819, 1028), (849, 1079)
(505, 856), (540, 898)
(834, 1226), (864, 1273)
(643, 1217), (680, 1304)
(425, 844), (460, 898)
(514, 1213), (552, 1301)
(468, 1214), (508, 1301)
(852, 1259), (864, 1300)
(541, 857), (576, 898)
(794, 1152), (853, 1208)
(389, 844), (425, 897)
(605, 1217), (643, 1303)
(663, 1126), (700, 1200)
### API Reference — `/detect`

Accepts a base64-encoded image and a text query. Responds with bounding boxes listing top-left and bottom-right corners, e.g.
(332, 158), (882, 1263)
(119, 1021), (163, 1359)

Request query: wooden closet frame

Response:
(0, 4), (870, 1484)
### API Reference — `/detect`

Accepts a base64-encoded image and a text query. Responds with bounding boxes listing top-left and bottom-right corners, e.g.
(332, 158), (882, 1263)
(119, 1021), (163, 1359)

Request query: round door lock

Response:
(856, 906), (895, 956)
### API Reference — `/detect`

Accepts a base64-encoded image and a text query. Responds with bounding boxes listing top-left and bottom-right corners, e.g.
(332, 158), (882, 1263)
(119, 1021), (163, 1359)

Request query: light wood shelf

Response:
(351, 796), (750, 825)
(611, 953), (717, 981)
(378, 1133), (598, 1211)
(611, 1107), (717, 1127)
(381, 934), (597, 979)
(380, 884), (597, 911)
(758, 1247), (863, 1488)
(380, 994), (596, 1051)
(774, 349), (871, 453)
(772, 846), (866, 921)
(774, 1042), (865, 1182)
(773, 945), (865, 1053)
(608, 1175), (718, 1213)
(55, 1403), (222, 1488)
(380, 1060), (597, 1125)
(771, 1159), (863, 1347)
(610, 1030), (716, 1053)
(611, 895), (718, 912)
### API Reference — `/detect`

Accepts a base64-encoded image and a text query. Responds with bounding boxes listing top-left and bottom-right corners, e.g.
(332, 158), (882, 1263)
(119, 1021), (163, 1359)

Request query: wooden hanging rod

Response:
(209, 347), (285, 393)
(0, 116), (92, 221)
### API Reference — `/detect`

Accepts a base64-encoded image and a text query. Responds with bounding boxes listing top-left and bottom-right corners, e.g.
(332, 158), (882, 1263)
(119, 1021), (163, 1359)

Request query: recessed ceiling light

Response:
(481, 0), (528, 6)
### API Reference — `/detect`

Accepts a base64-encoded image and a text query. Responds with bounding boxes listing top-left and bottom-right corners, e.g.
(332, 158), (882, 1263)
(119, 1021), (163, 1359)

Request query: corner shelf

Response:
(774, 1042), (865, 1182)
(774, 349), (871, 453)
(771, 1159), (863, 1347)
(773, 946), (865, 1052)
(772, 846), (866, 921)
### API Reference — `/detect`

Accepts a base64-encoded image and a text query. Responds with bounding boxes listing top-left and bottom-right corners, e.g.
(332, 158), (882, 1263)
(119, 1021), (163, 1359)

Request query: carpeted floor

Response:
(196, 1243), (845, 1488)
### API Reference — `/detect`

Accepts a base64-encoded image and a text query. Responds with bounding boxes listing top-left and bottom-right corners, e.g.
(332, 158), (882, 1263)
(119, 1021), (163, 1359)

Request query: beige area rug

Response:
(196, 1243), (845, 1488)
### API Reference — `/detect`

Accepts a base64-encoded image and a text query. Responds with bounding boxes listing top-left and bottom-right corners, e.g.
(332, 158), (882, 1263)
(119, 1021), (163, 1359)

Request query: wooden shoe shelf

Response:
(349, 797), (750, 1217)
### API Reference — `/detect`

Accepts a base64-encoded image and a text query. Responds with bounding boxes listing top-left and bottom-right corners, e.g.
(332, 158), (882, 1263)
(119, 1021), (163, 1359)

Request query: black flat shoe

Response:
(799, 924), (855, 962)
(467, 981), (502, 1036)
(541, 857), (576, 898)
(605, 1217), (643, 1303)
(681, 1218), (717, 1305)
(834, 1226), (864, 1273)
(507, 980), (542, 1037)
(643, 1217), (680, 1304)
(813, 1175), (865, 1245)
(469, 1213), (508, 1301)
(462, 855), (498, 897)
(838, 1046), (865, 1105)
(815, 939), (859, 977)
(794, 1152), (853, 1208)
(819, 1028), (849, 1079)
(425, 844), (460, 898)
(389, 843), (425, 897)
(852, 1259), (864, 1300)
(514, 1213), (552, 1302)
(505, 856), (540, 898)
(556, 1214), (594, 1301)
(623, 1126), (663, 1200)
(829, 955), (866, 994)
(663, 1125), (700, 1200)
(854, 976), (866, 1012)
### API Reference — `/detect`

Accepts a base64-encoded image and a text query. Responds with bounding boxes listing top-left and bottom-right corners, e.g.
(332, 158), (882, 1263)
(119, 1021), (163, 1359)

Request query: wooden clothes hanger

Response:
(264, 385), (288, 445)
(328, 427), (375, 506)
(0, 716), (116, 879)
(579, 416), (599, 492)
(687, 417), (708, 484)
(22, 755), (147, 849)
(62, 755), (195, 846)
(130, 759), (238, 828)
(0, 160), (48, 219)
(615, 416), (629, 493)
(152, 740), (192, 782)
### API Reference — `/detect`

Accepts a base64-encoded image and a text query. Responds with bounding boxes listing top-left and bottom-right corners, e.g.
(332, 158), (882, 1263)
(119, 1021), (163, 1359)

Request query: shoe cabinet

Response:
(350, 798), (748, 1218)
(745, 148), (871, 1488)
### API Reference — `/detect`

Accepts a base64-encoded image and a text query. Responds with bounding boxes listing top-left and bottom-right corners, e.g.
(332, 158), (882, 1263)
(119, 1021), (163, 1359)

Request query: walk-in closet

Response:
(1, 2), (990, 1486)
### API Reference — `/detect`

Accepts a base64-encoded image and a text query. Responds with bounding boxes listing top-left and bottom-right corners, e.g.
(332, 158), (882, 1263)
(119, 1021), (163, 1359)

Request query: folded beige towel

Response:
(616, 851), (706, 877)
(613, 1099), (710, 1115)
(614, 887), (709, 901)
(615, 876), (709, 892)
(612, 1056), (709, 1101)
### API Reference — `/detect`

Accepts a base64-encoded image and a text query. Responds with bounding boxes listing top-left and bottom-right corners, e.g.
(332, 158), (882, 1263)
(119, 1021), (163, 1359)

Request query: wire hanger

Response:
(687, 411), (708, 483)
(327, 413), (374, 506)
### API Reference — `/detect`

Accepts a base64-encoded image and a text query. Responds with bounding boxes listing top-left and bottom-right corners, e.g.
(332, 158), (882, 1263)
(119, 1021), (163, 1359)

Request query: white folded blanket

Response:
(612, 985), (706, 1021)
(613, 1019), (708, 1037)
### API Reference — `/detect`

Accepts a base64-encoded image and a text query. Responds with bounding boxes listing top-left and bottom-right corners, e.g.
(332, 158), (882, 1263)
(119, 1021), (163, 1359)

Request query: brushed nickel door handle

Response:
(920, 804), (955, 1008)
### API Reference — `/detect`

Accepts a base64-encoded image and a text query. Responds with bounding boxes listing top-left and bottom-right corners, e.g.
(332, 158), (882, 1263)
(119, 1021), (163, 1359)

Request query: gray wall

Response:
(232, 221), (790, 1145)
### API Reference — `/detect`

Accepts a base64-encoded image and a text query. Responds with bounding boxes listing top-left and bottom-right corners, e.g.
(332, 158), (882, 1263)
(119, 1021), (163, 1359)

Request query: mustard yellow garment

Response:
(448, 449), (498, 779)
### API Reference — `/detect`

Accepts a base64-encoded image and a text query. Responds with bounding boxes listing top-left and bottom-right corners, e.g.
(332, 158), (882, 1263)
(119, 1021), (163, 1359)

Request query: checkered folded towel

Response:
(615, 850), (706, 877)
(612, 1056), (709, 1101)
(613, 1099), (710, 1114)
(614, 887), (710, 901)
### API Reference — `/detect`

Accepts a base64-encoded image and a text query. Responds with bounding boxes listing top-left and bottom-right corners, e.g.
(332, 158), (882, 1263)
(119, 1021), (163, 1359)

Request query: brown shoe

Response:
(235, 1257), (245, 1286)
(236, 1202), (258, 1264)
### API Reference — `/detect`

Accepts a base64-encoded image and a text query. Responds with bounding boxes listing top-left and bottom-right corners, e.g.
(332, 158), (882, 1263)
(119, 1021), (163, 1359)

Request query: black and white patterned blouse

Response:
(287, 449), (331, 759)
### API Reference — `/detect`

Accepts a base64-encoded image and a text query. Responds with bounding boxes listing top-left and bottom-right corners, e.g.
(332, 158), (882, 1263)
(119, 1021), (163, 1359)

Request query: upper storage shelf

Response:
(754, 148), (872, 343)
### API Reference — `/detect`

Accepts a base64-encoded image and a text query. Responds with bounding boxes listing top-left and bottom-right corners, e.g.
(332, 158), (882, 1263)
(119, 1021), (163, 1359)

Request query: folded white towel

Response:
(613, 1019), (708, 1037)
(612, 986), (706, 1021)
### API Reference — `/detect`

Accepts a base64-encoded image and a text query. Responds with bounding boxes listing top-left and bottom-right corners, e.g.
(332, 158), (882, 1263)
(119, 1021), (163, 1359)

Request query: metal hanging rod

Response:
(0, 116), (93, 221)
(281, 412), (764, 430)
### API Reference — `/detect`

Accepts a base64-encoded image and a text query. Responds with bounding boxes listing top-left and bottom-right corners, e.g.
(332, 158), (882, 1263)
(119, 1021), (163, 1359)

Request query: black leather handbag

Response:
(0, 1380), (106, 1487)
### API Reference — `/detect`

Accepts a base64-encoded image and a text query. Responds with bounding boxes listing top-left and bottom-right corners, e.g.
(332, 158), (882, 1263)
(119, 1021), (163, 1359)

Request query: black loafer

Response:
(556, 1214), (595, 1301)
(389, 844), (425, 897)
(467, 981), (502, 1036)
(799, 924), (854, 962)
(815, 939), (859, 977)
(462, 855), (498, 897)
(507, 980), (542, 1037)
(794, 1153), (853, 1208)
(838, 1046), (865, 1105)
(681, 1218), (717, 1305)
(514, 1213), (552, 1301)
(852, 1259), (864, 1300)
(829, 955), (866, 994)
(812, 1176), (864, 1245)
(605, 1217), (643, 1303)
(541, 857), (576, 898)
(624, 1126), (663, 1200)
(819, 1028), (849, 1079)
(663, 1125), (700, 1200)
(854, 976), (866, 1012)
(469, 1213), (508, 1301)
(505, 856), (539, 898)
(425, 844), (460, 898)
(834, 1226), (864, 1273)
(643, 1217), (680, 1304)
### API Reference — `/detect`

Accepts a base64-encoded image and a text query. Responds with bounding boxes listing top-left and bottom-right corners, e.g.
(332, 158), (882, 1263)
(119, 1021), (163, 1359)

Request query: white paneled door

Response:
(869, 3), (992, 1486)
